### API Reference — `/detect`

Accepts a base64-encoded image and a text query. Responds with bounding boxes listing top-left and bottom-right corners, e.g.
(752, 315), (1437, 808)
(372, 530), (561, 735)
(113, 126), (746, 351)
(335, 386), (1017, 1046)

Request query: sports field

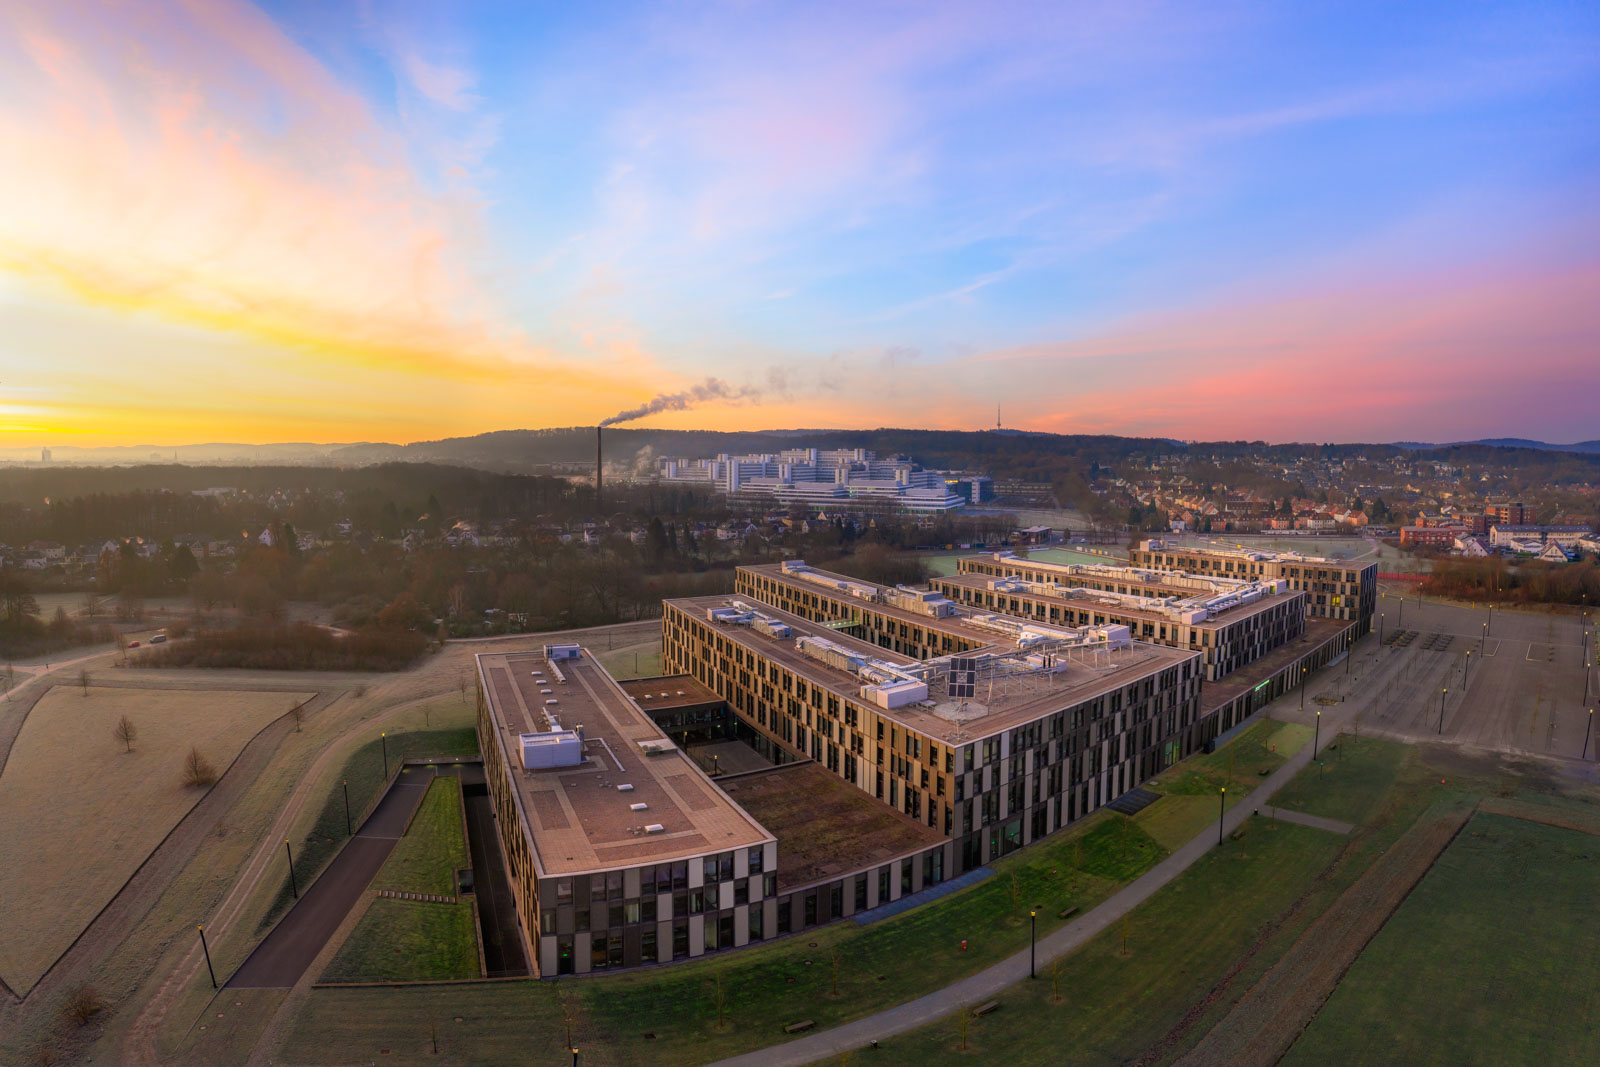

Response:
(1282, 811), (1600, 1066)
(0, 685), (310, 994)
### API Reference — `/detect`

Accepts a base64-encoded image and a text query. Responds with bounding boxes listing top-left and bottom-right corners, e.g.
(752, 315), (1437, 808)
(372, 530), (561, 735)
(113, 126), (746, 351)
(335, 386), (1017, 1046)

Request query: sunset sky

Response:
(2, 1), (1598, 447)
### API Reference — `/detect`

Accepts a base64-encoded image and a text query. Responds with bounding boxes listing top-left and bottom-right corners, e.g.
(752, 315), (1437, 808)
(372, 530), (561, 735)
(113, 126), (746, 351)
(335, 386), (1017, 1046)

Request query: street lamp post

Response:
(343, 778), (352, 836)
(198, 925), (216, 989)
(1218, 787), (1226, 846)
(1583, 709), (1593, 761)
(285, 839), (298, 899)
(1030, 910), (1037, 979)
(381, 731), (389, 779)
(1379, 613), (1385, 645)
(1438, 687), (1448, 734)
(1313, 709), (1321, 759)
(1463, 649), (1472, 688)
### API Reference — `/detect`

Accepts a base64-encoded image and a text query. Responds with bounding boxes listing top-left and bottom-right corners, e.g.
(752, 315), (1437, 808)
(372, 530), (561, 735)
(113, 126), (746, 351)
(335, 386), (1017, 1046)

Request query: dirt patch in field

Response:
(1177, 804), (1474, 1067)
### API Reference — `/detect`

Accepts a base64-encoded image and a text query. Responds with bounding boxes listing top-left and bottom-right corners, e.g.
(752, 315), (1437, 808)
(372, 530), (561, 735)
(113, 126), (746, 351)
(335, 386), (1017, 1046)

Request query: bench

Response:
(784, 1020), (815, 1034)
(1058, 905), (1079, 920)
(971, 1001), (1000, 1017)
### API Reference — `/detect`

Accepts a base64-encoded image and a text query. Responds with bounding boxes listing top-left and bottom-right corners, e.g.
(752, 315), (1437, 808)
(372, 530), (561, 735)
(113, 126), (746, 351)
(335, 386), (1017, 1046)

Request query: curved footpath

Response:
(712, 689), (1362, 1067)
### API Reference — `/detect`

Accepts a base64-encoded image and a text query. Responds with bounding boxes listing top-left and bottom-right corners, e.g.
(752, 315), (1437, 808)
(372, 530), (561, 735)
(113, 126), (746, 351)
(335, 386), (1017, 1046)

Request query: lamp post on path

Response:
(1218, 787), (1226, 846)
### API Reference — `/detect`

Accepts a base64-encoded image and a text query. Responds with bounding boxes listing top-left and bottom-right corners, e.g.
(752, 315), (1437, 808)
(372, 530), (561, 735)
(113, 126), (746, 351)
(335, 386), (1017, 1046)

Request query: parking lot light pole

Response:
(1438, 687), (1448, 734)
(1584, 709), (1593, 761)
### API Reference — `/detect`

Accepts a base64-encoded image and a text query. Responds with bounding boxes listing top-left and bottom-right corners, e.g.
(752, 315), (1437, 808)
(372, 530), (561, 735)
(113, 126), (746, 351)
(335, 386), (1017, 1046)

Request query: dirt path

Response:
(1176, 804), (1475, 1067)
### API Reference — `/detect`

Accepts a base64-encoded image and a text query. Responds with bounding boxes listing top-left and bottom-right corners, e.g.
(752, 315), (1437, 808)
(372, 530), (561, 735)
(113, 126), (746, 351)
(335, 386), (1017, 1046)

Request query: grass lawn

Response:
(321, 898), (480, 983)
(863, 822), (1349, 1066)
(1269, 733), (1411, 825)
(261, 726), (480, 931)
(0, 685), (311, 994)
(373, 777), (469, 897)
(595, 638), (663, 680)
(1132, 719), (1312, 850)
(1284, 811), (1600, 1066)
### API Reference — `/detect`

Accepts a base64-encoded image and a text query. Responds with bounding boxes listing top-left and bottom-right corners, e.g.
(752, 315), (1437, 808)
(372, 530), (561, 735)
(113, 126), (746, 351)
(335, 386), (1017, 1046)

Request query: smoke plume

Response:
(599, 377), (760, 427)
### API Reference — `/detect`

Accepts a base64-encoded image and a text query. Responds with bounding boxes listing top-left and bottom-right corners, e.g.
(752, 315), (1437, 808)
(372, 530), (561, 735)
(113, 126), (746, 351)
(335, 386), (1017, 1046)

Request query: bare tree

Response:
(62, 984), (103, 1027)
(79, 668), (91, 696)
(183, 746), (217, 788)
(114, 715), (137, 753)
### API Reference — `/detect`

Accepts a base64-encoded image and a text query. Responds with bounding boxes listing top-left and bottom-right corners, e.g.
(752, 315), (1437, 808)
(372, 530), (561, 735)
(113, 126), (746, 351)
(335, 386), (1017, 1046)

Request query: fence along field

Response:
(0, 685), (311, 995)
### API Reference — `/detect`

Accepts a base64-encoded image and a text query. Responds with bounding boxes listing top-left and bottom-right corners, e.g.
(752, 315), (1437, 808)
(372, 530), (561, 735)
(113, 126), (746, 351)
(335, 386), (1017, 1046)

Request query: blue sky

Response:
(3, 0), (1598, 443)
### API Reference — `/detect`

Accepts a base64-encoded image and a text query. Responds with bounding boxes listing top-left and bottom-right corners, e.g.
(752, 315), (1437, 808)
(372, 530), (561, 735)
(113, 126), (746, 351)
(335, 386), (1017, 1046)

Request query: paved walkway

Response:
(1258, 805), (1353, 835)
(227, 774), (431, 988)
(713, 699), (1363, 1067)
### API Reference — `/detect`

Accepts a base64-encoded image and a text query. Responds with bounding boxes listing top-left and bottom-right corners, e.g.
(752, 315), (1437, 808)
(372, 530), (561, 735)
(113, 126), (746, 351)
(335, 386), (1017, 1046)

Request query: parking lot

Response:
(1298, 593), (1596, 763)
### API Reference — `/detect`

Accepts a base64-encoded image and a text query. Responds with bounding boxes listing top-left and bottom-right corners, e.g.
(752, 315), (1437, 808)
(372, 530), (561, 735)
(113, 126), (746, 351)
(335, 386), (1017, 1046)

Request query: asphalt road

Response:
(227, 775), (430, 988)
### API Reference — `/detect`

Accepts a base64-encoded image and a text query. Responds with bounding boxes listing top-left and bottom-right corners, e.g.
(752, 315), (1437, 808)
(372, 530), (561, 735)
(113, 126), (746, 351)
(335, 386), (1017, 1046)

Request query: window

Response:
(704, 857), (719, 883)
(901, 858), (913, 894)
(673, 920), (689, 959)
(748, 846), (765, 874)
(556, 879), (573, 904)
(720, 853), (735, 881)
(879, 867), (890, 901)
(591, 934), (609, 970)
(720, 913), (735, 949)
(778, 900), (792, 934)
(705, 914), (720, 950)
(735, 879), (749, 906)
(804, 893), (818, 926)
(855, 874), (868, 911)
(575, 906), (589, 932)
(689, 890), (705, 914)
(541, 910), (556, 935)
(764, 872), (777, 897)
(641, 927), (657, 963)
(749, 904), (764, 941)
(830, 883), (843, 920)
(641, 897), (657, 923)
(608, 903), (624, 929)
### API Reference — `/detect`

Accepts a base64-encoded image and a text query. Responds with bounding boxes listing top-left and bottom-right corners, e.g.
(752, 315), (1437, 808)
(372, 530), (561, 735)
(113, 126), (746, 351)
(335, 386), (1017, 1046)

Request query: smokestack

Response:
(595, 425), (603, 512)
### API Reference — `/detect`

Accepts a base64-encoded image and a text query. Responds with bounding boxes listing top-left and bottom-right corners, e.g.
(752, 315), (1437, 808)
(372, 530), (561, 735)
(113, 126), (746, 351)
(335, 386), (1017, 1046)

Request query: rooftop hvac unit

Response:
(641, 693), (653, 700)
(644, 823), (666, 834)
(617, 783), (635, 792)
(629, 802), (649, 812)
(675, 690), (685, 696)
(544, 643), (581, 660)
(545, 698), (559, 705)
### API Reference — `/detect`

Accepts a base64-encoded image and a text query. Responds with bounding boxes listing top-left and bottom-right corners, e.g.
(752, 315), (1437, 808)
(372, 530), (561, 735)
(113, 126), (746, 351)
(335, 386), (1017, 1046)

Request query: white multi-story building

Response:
(656, 448), (964, 513)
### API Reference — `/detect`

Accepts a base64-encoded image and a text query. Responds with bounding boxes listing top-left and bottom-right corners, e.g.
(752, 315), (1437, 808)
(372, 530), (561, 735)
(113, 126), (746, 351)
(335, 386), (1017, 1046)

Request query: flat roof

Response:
(1136, 540), (1376, 570)
(739, 562), (1102, 652)
(931, 572), (1298, 629)
(616, 674), (723, 710)
(666, 595), (1196, 745)
(476, 649), (772, 879)
(953, 553), (1253, 596)
(717, 764), (945, 891)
